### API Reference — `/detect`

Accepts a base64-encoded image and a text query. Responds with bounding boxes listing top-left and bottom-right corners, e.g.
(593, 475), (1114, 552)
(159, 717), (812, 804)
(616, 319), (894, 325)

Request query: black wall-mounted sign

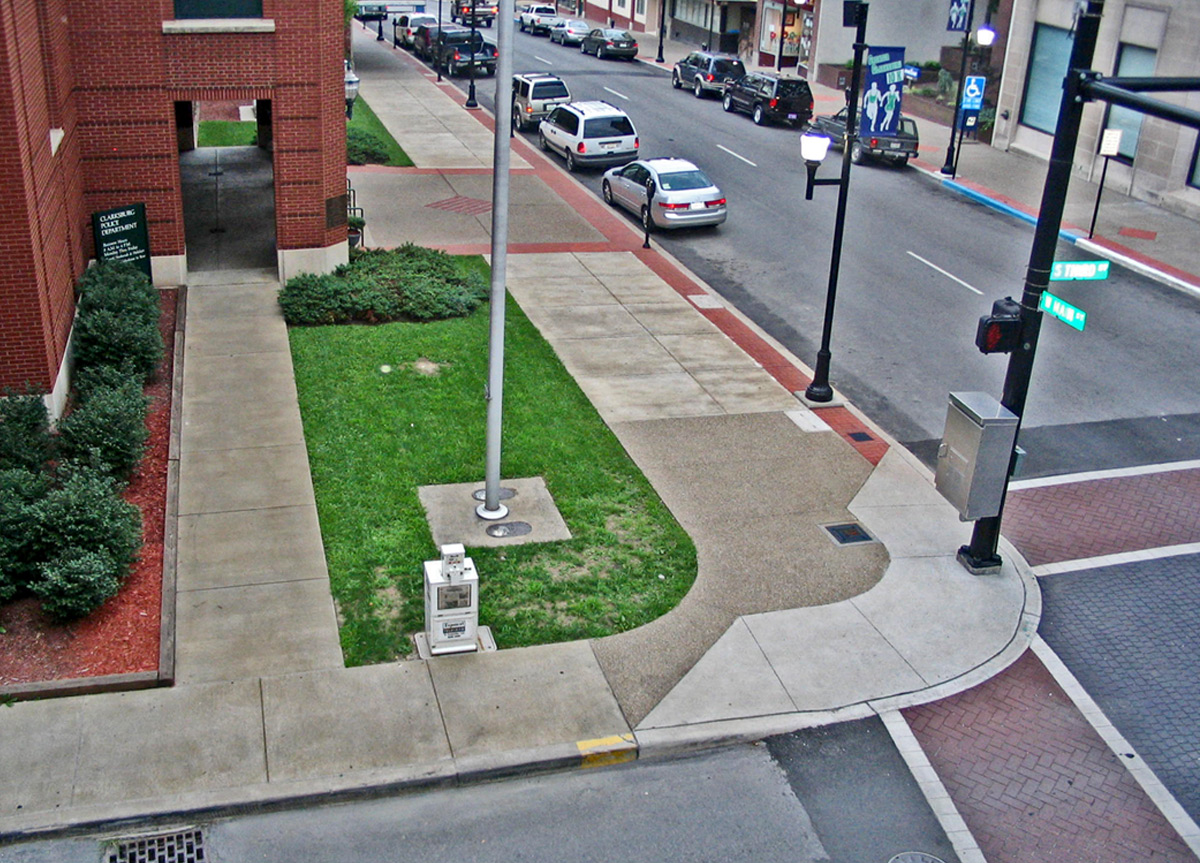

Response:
(92, 203), (152, 279)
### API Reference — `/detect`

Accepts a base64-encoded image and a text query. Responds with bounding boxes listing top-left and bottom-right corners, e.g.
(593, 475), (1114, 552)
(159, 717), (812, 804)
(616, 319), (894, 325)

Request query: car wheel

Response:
(752, 104), (765, 125)
(580, 42), (587, 53)
(641, 205), (654, 233)
(850, 140), (864, 164)
(722, 92), (734, 112)
(694, 79), (704, 98)
(598, 44), (606, 58)
(538, 131), (550, 151)
(602, 180), (614, 205)
(565, 150), (578, 172)
(671, 71), (681, 89)
(512, 107), (523, 131)
(449, 62), (458, 75)
(519, 20), (526, 31)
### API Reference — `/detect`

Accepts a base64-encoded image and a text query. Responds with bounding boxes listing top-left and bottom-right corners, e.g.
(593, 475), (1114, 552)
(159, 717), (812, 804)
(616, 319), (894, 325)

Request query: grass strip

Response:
(290, 261), (696, 664)
(348, 96), (414, 167)
(197, 120), (258, 147)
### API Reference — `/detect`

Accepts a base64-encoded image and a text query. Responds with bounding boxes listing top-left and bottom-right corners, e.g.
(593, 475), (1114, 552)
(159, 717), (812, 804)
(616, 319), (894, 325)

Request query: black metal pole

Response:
(437, 0), (444, 82)
(775, 3), (786, 72)
(958, 0), (1106, 572)
(377, 17), (385, 39)
(466, 13), (479, 107)
(655, 0), (666, 63)
(804, 1), (867, 404)
(940, 0), (974, 177)
(1089, 155), (1110, 239)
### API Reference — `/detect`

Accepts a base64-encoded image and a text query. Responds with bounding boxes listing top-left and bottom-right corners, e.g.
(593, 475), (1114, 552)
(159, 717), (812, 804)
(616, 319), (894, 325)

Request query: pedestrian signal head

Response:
(975, 297), (1023, 354)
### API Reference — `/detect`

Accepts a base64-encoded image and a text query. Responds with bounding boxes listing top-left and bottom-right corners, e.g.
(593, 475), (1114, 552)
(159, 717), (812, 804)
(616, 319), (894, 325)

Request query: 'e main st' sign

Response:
(91, 203), (151, 278)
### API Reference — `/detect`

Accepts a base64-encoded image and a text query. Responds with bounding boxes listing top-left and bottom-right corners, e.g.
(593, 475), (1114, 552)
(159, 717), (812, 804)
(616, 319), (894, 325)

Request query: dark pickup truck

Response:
(809, 107), (920, 166)
(429, 28), (498, 76)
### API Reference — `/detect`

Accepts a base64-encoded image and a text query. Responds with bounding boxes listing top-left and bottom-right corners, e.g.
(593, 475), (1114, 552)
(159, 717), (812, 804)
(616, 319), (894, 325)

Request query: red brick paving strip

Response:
(1003, 470), (1200, 566)
(905, 651), (1197, 862)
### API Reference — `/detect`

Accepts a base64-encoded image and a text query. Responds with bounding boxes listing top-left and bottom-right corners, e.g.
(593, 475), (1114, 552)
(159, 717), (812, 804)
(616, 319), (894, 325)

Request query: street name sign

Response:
(1050, 260), (1110, 281)
(1040, 291), (1087, 331)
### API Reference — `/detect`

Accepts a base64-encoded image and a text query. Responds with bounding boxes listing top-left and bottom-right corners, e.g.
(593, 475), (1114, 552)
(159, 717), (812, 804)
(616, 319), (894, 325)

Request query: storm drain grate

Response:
(823, 521), (875, 545)
(888, 854), (946, 863)
(105, 828), (205, 863)
(848, 431), (874, 442)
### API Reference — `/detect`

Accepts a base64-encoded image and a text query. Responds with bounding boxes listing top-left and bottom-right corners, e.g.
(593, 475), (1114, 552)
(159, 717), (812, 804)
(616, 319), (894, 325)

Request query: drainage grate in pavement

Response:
(887, 854), (946, 863)
(427, 195), (492, 215)
(485, 521), (532, 538)
(105, 828), (205, 863)
(823, 522), (876, 545)
(848, 431), (874, 442)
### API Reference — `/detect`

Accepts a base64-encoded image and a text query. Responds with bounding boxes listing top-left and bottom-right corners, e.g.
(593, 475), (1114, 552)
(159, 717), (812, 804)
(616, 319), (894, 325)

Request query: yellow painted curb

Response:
(576, 733), (637, 768)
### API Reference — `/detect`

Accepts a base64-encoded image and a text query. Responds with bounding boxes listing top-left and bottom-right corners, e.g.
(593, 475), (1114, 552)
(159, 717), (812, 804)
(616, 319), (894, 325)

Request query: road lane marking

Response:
(603, 86), (629, 100)
(906, 250), (983, 295)
(534, 55), (552, 64)
(717, 144), (757, 167)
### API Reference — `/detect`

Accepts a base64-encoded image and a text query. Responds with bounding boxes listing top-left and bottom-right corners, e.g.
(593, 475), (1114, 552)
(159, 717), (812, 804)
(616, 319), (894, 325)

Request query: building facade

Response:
(0, 0), (346, 411)
(991, 0), (1200, 220)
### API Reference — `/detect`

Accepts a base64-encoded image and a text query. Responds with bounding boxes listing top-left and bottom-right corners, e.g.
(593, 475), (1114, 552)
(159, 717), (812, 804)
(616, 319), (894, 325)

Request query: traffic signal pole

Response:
(957, 0), (1104, 572)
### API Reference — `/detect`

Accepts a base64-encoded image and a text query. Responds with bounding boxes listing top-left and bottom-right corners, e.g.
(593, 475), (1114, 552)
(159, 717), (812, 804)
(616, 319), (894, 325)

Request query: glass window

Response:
(583, 115), (634, 137)
(1019, 23), (1073, 134)
(175, 0), (262, 16)
(656, 169), (713, 191)
(1104, 43), (1157, 162)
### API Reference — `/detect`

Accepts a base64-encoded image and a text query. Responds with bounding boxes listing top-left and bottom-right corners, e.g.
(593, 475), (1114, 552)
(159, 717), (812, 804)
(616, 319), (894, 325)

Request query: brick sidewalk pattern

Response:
(904, 651), (1197, 862)
(1003, 469), (1200, 565)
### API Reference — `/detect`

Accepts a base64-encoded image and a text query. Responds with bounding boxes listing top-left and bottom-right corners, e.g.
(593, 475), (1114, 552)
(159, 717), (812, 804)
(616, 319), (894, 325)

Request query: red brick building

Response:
(0, 0), (346, 414)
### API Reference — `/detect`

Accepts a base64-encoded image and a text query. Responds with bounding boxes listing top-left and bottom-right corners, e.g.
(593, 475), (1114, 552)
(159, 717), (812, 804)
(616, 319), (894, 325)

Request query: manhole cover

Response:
(823, 522), (875, 545)
(472, 487), (516, 502)
(888, 854), (946, 863)
(105, 828), (205, 863)
(486, 521), (532, 538)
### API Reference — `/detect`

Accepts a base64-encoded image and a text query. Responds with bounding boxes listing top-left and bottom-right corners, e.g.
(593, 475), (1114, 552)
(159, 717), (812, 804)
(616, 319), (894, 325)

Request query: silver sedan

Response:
(549, 19), (589, 44)
(601, 158), (727, 231)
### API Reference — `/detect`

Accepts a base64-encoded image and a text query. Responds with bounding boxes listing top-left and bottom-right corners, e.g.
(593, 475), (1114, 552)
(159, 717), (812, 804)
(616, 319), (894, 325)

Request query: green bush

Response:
(72, 363), (143, 402)
(77, 262), (159, 328)
(71, 262), (164, 384)
(57, 376), (149, 482)
(347, 127), (391, 165)
(0, 389), (53, 473)
(33, 548), (122, 621)
(0, 468), (51, 601)
(33, 465), (142, 574)
(279, 245), (488, 326)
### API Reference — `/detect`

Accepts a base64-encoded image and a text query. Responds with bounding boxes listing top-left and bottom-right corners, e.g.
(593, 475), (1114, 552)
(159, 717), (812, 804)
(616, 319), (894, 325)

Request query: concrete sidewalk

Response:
(24, 21), (1197, 846)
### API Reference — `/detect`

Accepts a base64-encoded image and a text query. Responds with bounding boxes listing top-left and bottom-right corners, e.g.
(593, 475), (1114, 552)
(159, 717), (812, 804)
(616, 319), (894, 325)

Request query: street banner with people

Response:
(860, 46), (906, 137)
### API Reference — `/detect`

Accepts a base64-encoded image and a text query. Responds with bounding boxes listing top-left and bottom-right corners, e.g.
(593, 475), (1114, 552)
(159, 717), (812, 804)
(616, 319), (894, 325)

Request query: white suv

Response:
(512, 72), (571, 131)
(537, 101), (639, 172)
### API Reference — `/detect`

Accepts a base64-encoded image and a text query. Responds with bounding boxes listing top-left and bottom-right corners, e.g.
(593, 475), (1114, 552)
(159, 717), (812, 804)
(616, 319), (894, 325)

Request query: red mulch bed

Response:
(0, 290), (177, 686)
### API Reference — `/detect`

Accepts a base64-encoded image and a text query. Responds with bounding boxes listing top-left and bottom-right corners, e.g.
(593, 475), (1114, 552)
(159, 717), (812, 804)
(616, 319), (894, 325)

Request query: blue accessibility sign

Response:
(962, 76), (986, 111)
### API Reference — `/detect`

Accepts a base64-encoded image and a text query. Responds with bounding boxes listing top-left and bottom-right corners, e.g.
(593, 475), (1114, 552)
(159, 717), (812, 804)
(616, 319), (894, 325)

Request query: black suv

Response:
(672, 50), (745, 99)
(430, 28), (497, 76)
(721, 73), (814, 127)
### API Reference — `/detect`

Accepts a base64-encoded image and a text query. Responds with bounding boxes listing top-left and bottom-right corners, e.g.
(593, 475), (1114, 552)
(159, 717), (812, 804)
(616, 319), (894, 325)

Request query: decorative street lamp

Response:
(655, 0), (666, 64)
(466, 9), (480, 108)
(799, 0), (868, 405)
(940, 0), (995, 178)
(344, 62), (361, 118)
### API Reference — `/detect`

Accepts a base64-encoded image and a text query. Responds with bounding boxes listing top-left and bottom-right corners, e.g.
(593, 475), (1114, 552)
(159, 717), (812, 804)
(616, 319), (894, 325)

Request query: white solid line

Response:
(534, 55), (552, 65)
(1031, 542), (1200, 578)
(906, 250), (984, 295)
(1009, 458), (1200, 491)
(603, 86), (629, 100)
(1031, 636), (1200, 856)
(716, 144), (757, 167)
(879, 710), (990, 863)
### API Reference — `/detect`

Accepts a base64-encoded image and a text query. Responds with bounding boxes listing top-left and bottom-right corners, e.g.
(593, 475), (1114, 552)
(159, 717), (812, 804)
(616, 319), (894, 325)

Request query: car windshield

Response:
(566, 19), (587, 28)
(899, 118), (918, 136)
(713, 59), (745, 76)
(776, 80), (810, 98)
(583, 116), (634, 137)
(532, 81), (569, 99)
(655, 169), (713, 192)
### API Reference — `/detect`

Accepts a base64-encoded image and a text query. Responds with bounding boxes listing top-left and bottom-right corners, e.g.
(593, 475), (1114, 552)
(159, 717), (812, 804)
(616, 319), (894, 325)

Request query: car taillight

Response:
(706, 73), (714, 82)
(525, 104), (533, 114)
(657, 201), (690, 210)
(576, 142), (586, 153)
(454, 50), (461, 59)
(769, 97), (778, 108)
(705, 198), (726, 207)
(869, 138), (879, 147)
(634, 137), (639, 149)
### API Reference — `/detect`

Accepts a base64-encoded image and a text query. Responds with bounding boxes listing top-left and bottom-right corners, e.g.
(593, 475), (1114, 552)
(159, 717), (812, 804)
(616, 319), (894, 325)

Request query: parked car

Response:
(450, 0), (498, 26)
(538, 100), (639, 172)
(411, 22), (453, 59)
(512, 71), (572, 131)
(602, 158), (727, 231)
(548, 18), (589, 45)
(721, 72), (813, 127)
(430, 28), (497, 76)
(809, 107), (920, 165)
(579, 28), (638, 60)
(672, 50), (745, 99)
(518, 4), (560, 34)
(394, 13), (438, 48)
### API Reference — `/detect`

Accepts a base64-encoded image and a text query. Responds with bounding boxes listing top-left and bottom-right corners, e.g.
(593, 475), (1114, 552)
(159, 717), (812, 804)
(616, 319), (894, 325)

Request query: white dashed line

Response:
(716, 144), (757, 167)
(906, 250), (983, 295)
(603, 86), (629, 100)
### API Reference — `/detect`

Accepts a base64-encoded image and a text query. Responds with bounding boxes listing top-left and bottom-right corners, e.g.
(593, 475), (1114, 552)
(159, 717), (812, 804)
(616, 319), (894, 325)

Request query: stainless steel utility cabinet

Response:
(935, 392), (1019, 521)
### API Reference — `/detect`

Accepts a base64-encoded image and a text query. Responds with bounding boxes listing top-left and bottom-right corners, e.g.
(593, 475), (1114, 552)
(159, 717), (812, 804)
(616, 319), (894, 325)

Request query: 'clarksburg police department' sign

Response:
(92, 203), (151, 278)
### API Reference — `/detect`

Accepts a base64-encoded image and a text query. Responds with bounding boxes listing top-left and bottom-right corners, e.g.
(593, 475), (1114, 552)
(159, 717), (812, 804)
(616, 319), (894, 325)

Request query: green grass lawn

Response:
(197, 120), (258, 147)
(289, 262), (696, 664)
(348, 96), (414, 167)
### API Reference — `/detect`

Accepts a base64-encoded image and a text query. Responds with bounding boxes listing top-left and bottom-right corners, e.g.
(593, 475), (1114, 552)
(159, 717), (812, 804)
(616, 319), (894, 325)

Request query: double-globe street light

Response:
(797, 0), (868, 404)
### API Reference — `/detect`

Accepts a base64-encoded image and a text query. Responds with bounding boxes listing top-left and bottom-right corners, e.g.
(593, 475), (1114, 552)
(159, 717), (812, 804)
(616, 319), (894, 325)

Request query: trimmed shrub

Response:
(0, 468), (51, 601)
(278, 272), (354, 325)
(72, 306), (163, 384)
(72, 362), (143, 403)
(0, 389), (53, 473)
(33, 464), (142, 574)
(33, 548), (121, 621)
(347, 127), (391, 165)
(57, 376), (149, 482)
(76, 261), (159, 328)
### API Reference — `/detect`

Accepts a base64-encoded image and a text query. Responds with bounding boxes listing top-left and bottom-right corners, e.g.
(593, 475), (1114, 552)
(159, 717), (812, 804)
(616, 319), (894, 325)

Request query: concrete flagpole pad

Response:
(418, 476), (571, 548)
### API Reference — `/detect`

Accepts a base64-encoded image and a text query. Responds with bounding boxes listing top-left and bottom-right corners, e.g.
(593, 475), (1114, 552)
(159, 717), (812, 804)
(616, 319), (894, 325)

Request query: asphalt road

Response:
(440, 29), (1200, 477)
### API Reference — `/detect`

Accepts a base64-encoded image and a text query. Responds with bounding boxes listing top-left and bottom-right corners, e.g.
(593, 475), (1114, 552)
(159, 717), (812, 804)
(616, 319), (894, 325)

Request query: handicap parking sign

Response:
(962, 76), (986, 111)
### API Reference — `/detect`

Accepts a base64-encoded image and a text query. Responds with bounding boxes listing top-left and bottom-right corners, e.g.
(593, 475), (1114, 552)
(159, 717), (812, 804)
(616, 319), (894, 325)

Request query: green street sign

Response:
(1050, 260), (1110, 281)
(1040, 290), (1087, 331)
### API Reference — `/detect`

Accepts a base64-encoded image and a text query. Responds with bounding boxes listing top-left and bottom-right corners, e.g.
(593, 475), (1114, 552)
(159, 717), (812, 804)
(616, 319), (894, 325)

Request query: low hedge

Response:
(347, 126), (391, 165)
(0, 389), (52, 473)
(57, 374), (149, 482)
(278, 244), (489, 326)
(72, 261), (163, 384)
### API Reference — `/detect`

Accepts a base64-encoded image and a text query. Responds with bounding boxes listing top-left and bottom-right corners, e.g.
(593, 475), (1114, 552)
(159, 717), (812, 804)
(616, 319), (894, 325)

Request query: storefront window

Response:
(175, 0), (263, 17)
(1104, 43), (1157, 162)
(1019, 23), (1073, 134)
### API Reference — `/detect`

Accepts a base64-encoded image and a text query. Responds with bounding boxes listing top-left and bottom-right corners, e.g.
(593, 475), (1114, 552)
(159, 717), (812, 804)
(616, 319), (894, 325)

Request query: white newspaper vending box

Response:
(424, 543), (479, 655)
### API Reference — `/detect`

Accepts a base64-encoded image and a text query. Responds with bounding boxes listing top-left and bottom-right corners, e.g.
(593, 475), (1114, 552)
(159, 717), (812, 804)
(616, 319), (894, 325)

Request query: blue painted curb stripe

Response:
(942, 179), (1082, 245)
